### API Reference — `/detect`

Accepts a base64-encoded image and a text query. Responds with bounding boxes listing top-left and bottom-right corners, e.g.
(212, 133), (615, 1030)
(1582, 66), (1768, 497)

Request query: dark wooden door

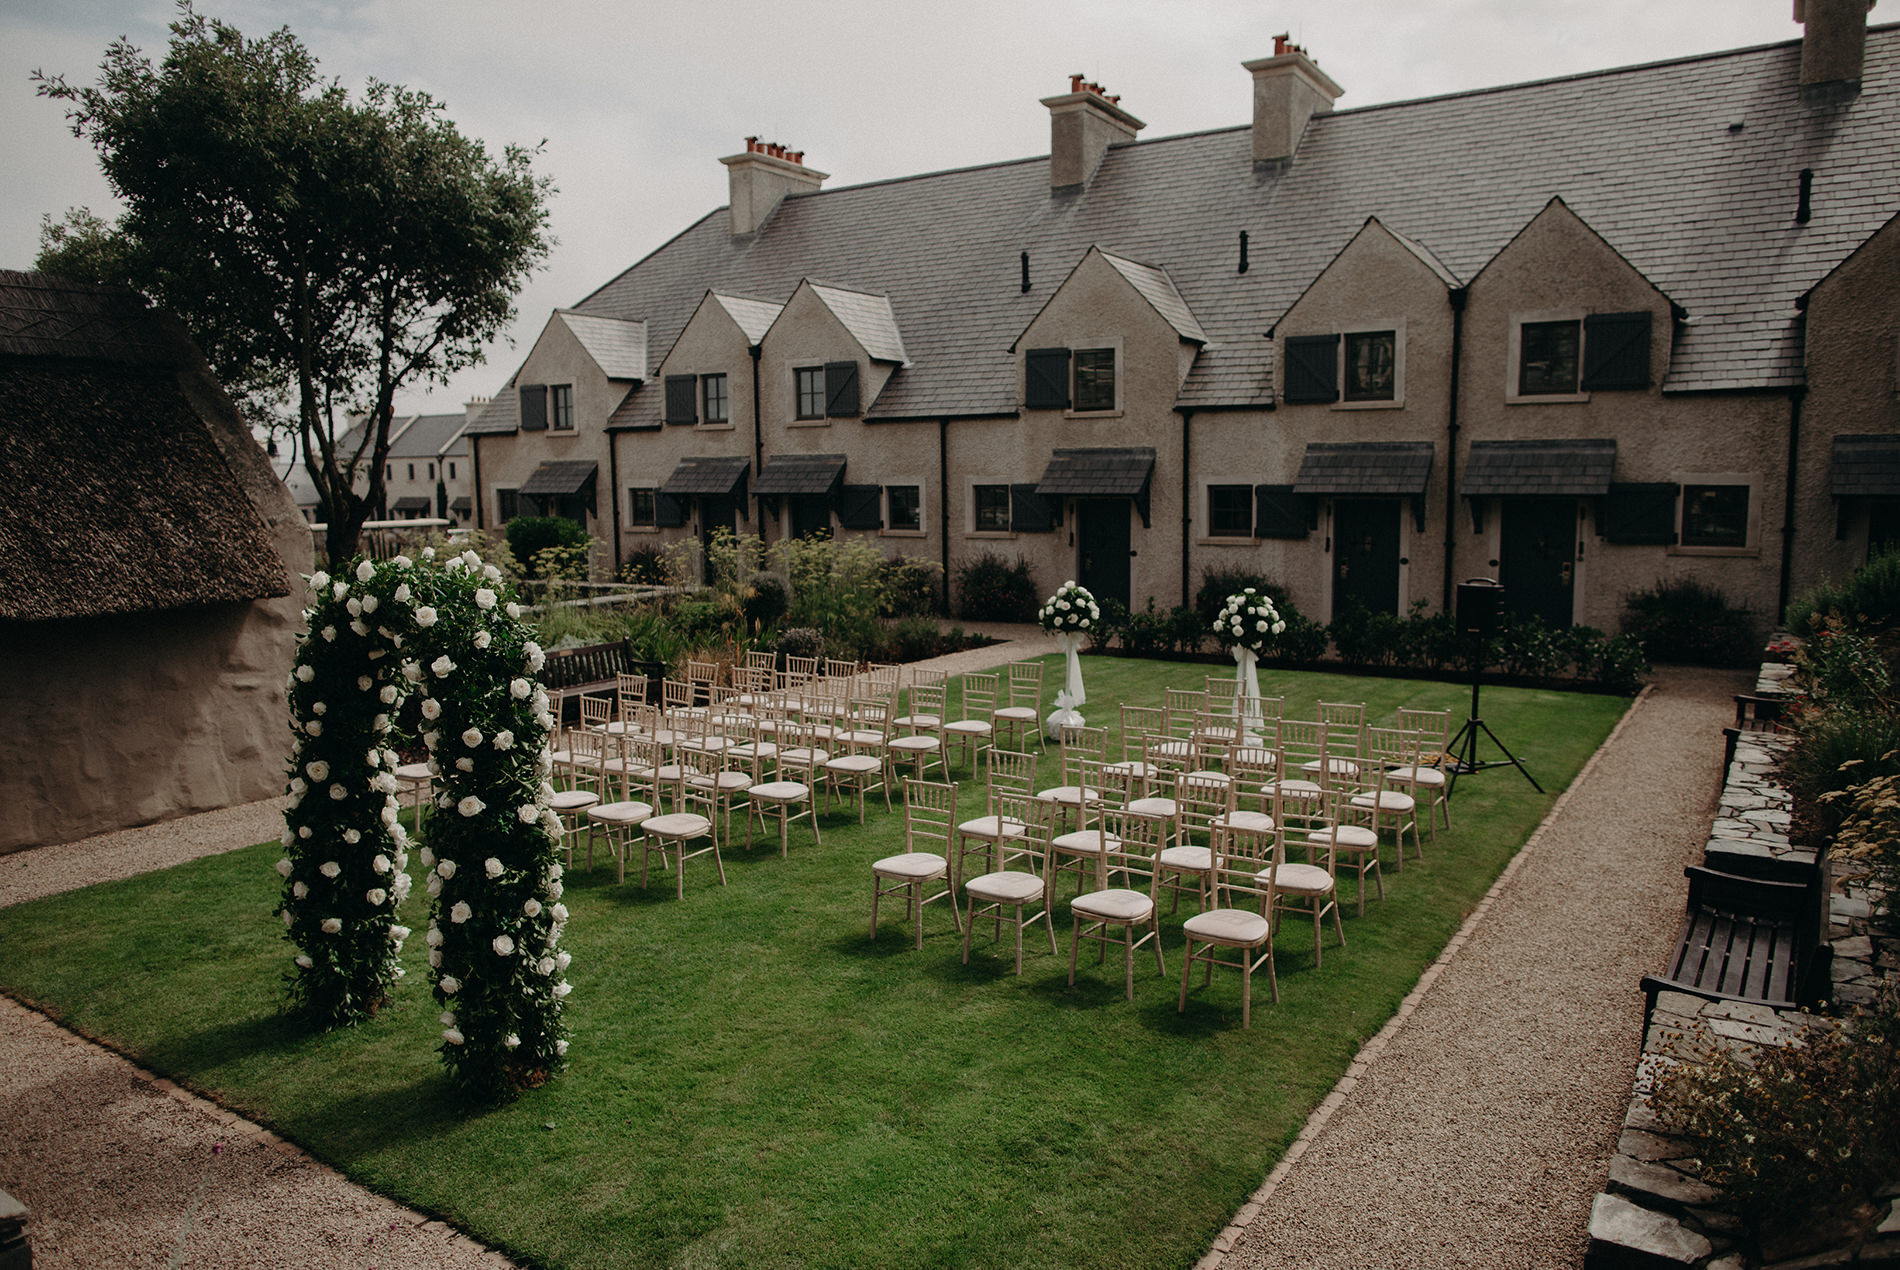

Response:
(1500, 498), (1576, 628)
(1077, 499), (1131, 609)
(1331, 499), (1400, 617)
(787, 495), (831, 542)
(698, 494), (739, 582)
(1869, 501), (1900, 562)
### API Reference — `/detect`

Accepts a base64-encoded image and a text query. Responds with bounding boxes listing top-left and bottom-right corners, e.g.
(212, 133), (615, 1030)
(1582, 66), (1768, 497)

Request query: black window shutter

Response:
(1282, 335), (1340, 404)
(664, 375), (698, 425)
(1582, 312), (1652, 391)
(834, 484), (883, 530)
(825, 361), (861, 417)
(655, 491), (688, 528)
(1024, 348), (1071, 410)
(1011, 484), (1056, 533)
(518, 384), (548, 431)
(1602, 482), (1678, 544)
(1254, 485), (1312, 539)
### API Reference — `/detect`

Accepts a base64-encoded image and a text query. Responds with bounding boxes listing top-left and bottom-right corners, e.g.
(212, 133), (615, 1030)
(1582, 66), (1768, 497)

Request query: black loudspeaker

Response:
(1456, 578), (1505, 638)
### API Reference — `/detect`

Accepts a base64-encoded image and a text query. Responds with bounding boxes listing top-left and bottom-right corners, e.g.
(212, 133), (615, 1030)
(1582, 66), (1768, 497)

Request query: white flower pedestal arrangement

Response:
(1212, 589), (1287, 744)
(1039, 581), (1097, 740)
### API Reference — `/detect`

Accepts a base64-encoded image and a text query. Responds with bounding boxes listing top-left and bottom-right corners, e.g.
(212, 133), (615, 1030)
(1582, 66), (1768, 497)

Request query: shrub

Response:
(775, 626), (825, 663)
(1787, 545), (1900, 634)
(881, 615), (945, 663)
(1651, 983), (1900, 1249)
(1271, 613), (1331, 663)
(1398, 601), (1461, 672)
(617, 545), (671, 586)
(876, 555), (942, 618)
(1591, 634), (1650, 694)
(1778, 706), (1900, 842)
(1622, 578), (1759, 666)
(1494, 613), (1567, 680)
(1166, 605), (1206, 655)
(743, 574), (789, 630)
(1825, 771), (1900, 930)
(1089, 598), (1127, 652)
(505, 516), (589, 579)
(953, 552), (1039, 623)
(1330, 603), (1405, 667)
(1793, 618), (1895, 714)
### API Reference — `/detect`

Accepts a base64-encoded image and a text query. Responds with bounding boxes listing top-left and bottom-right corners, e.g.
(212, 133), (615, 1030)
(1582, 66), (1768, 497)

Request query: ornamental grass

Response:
(0, 659), (1624, 1270)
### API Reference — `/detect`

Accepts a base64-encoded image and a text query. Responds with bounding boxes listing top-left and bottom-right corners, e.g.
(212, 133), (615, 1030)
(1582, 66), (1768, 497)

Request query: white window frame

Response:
(1505, 310), (1589, 404)
(1671, 472), (1761, 557)
(883, 481), (926, 537)
(1334, 320), (1405, 410)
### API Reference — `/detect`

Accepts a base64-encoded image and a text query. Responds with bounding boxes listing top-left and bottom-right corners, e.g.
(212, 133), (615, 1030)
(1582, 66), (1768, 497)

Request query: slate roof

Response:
(1036, 447), (1156, 497)
(386, 412), (468, 460)
(462, 380), (519, 436)
(752, 453), (847, 495)
(1294, 442), (1435, 495)
(805, 284), (908, 364)
(558, 311), (649, 380)
(0, 271), (290, 621)
(1099, 252), (1206, 344)
(518, 459), (599, 496)
(712, 292), (785, 344)
(658, 455), (750, 496)
(1461, 439), (1617, 497)
(1831, 434), (1900, 496)
(549, 29), (1899, 417)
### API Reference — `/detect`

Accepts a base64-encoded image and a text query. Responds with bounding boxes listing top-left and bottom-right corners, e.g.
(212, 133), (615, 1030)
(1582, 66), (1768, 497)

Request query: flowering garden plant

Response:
(1039, 581), (1099, 635)
(278, 547), (572, 1097)
(1212, 588), (1288, 655)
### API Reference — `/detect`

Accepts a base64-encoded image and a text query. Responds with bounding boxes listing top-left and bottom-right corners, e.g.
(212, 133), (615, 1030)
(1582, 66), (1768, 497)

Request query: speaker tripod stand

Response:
(1445, 669), (1542, 796)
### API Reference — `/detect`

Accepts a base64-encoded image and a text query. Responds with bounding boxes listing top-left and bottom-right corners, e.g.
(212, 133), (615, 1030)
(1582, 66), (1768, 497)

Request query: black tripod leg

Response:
(1474, 718), (1543, 793)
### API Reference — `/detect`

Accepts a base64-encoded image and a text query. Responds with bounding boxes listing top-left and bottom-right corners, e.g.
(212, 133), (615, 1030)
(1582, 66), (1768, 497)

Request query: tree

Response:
(35, 3), (553, 562)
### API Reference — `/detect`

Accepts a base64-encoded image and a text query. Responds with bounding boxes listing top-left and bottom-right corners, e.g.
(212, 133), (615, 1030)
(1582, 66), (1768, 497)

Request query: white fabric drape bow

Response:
(1046, 631), (1088, 739)
(1233, 644), (1265, 744)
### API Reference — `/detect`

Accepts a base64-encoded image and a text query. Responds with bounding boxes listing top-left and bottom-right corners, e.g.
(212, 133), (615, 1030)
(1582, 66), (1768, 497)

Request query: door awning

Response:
(1035, 447), (1156, 526)
(518, 460), (599, 497)
(658, 455), (749, 497)
(390, 495), (432, 513)
(752, 453), (846, 497)
(1832, 435), (1900, 498)
(1292, 443), (1434, 496)
(1460, 439), (1616, 497)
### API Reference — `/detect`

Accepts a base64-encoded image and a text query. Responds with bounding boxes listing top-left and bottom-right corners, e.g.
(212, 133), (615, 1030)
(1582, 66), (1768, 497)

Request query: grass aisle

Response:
(0, 658), (1626, 1270)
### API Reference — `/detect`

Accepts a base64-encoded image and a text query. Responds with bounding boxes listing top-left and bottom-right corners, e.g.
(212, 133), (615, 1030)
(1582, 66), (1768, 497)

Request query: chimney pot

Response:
(720, 140), (828, 236)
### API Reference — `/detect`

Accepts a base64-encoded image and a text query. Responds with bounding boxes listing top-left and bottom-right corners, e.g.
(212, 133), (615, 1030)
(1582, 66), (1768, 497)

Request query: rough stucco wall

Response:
(1460, 200), (1785, 630)
(480, 316), (619, 539)
(1796, 214), (1900, 596)
(0, 345), (312, 854)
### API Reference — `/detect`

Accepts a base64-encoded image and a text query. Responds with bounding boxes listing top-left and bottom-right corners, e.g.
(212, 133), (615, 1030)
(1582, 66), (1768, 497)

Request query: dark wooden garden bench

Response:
(1720, 693), (1789, 790)
(539, 640), (662, 721)
(1641, 865), (1819, 1025)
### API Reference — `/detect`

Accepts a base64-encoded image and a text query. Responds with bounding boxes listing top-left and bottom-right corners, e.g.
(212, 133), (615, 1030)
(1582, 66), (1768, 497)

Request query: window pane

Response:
(1519, 321), (1580, 395)
(629, 487), (656, 526)
(974, 485), (1011, 532)
(888, 485), (921, 531)
(1073, 348), (1115, 412)
(1682, 484), (1749, 548)
(497, 489), (518, 523)
(703, 374), (728, 423)
(551, 384), (574, 430)
(1208, 485), (1252, 537)
(796, 367), (825, 419)
(1343, 331), (1396, 401)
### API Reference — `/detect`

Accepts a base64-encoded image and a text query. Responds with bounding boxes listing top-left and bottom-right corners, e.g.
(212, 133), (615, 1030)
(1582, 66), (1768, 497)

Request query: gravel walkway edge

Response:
(1192, 683), (1660, 1270)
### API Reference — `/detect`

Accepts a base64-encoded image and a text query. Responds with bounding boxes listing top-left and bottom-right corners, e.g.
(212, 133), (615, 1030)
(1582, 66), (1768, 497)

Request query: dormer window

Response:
(550, 384), (575, 431)
(1283, 324), (1404, 408)
(1024, 344), (1120, 413)
(793, 362), (860, 422)
(1507, 310), (1651, 402)
(1518, 321), (1580, 396)
(703, 374), (729, 425)
(1073, 348), (1116, 412)
(795, 367), (825, 419)
(1343, 331), (1396, 401)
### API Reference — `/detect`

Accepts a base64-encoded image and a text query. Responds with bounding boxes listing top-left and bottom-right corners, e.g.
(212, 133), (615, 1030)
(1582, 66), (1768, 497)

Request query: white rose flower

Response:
(526, 644), (546, 673)
(462, 550), (481, 568)
(450, 901), (472, 924)
(346, 597), (363, 617)
(379, 684), (398, 704)
(319, 860), (341, 879)
(372, 853), (392, 875)
(551, 902), (569, 922)
(493, 934), (516, 956)
(329, 783), (348, 801)
(523, 897), (542, 917)
(423, 731), (440, 751)
(295, 664), (315, 683)
(276, 857), (294, 878)
(306, 720), (323, 736)
(441, 974), (461, 993)
(428, 949), (442, 968)
(517, 804), (539, 825)
(494, 730), (516, 751)
(354, 559), (375, 583)
(293, 953), (313, 970)
(556, 1039), (569, 1057)
(436, 859), (457, 880)
(283, 910), (294, 926)
(546, 881), (564, 901)
(298, 826), (312, 839)
(421, 546), (436, 560)
(311, 701), (327, 715)
(350, 619), (369, 637)
(547, 863), (563, 882)
(1274, 620), (1287, 634)
(321, 626), (337, 643)
(392, 872), (412, 901)
(292, 881), (308, 899)
(391, 925), (410, 942)
(426, 872), (443, 899)
(289, 777), (307, 797)
(394, 582), (412, 603)
(510, 678), (532, 700)
(342, 828), (361, 844)
(506, 602), (523, 619)
(552, 981), (572, 1000)
(474, 630), (492, 650)
(321, 917), (342, 934)
(309, 571), (330, 591)
(443, 1028), (465, 1045)
(361, 595), (378, 614)
(415, 606), (438, 628)
(373, 713), (390, 730)
(481, 857), (505, 880)
(556, 950), (572, 971)
(462, 726), (484, 748)
(504, 1033), (521, 1049)
(1256, 620), (1269, 633)
(332, 581), (348, 601)
(540, 809), (563, 837)
(366, 888), (387, 906)
(456, 758), (474, 773)
(431, 655), (456, 677)
(537, 956), (556, 975)
(475, 588), (497, 610)
(483, 563), (501, 581)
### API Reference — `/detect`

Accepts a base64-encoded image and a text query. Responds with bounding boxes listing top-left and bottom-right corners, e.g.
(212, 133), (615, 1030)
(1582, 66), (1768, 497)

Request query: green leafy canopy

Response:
(34, 2), (555, 561)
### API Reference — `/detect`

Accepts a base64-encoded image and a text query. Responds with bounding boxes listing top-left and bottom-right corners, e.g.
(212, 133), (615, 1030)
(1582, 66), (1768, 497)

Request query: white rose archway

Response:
(1039, 581), (1097, 740)
(276, 548), (572, 1097)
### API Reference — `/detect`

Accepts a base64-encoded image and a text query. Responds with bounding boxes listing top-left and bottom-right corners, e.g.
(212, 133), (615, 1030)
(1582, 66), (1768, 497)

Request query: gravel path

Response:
(0, 654), (1738, 1269)
(1214, 666), (1747, 1270)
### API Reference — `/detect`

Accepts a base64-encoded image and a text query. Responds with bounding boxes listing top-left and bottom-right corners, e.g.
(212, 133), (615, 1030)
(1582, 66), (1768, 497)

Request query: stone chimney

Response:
(719, 138), (828, 237)
(463, 396), (489, 427)
(1796, 0), (1877, 102)
(1040, 76), (1145, 191)
(1242, 35), (1344, 165)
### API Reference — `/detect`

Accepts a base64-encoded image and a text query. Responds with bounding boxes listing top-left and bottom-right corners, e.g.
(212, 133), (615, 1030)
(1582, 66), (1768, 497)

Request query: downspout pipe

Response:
(1180, 410), (1194, 608)
(608, 429), (622, 574)
(750, 343), (766, 545)
(939, 417), (951, 617)
(1443, 286), (1468, 614)
(470, 434), (483, 530)
(1779, 385), (1805, 621)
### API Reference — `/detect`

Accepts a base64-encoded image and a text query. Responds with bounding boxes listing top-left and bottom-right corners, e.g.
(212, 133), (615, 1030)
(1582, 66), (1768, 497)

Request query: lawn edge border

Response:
(1192, 683), (1656, 1270)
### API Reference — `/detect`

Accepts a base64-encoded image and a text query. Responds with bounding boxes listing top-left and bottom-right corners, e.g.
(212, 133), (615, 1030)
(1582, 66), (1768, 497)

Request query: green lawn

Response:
(0, 657), (1625, 1269)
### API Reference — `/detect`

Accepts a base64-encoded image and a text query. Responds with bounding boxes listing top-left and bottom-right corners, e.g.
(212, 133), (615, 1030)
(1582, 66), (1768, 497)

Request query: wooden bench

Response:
(1720, 693), (1789, 788)
(1641, 865), (1819, 1025)
(539, 640), (663, 721)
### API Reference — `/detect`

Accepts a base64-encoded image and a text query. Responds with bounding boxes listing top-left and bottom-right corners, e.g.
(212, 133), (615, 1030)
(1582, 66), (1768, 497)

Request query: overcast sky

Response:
(2, 0), (1807, 419)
